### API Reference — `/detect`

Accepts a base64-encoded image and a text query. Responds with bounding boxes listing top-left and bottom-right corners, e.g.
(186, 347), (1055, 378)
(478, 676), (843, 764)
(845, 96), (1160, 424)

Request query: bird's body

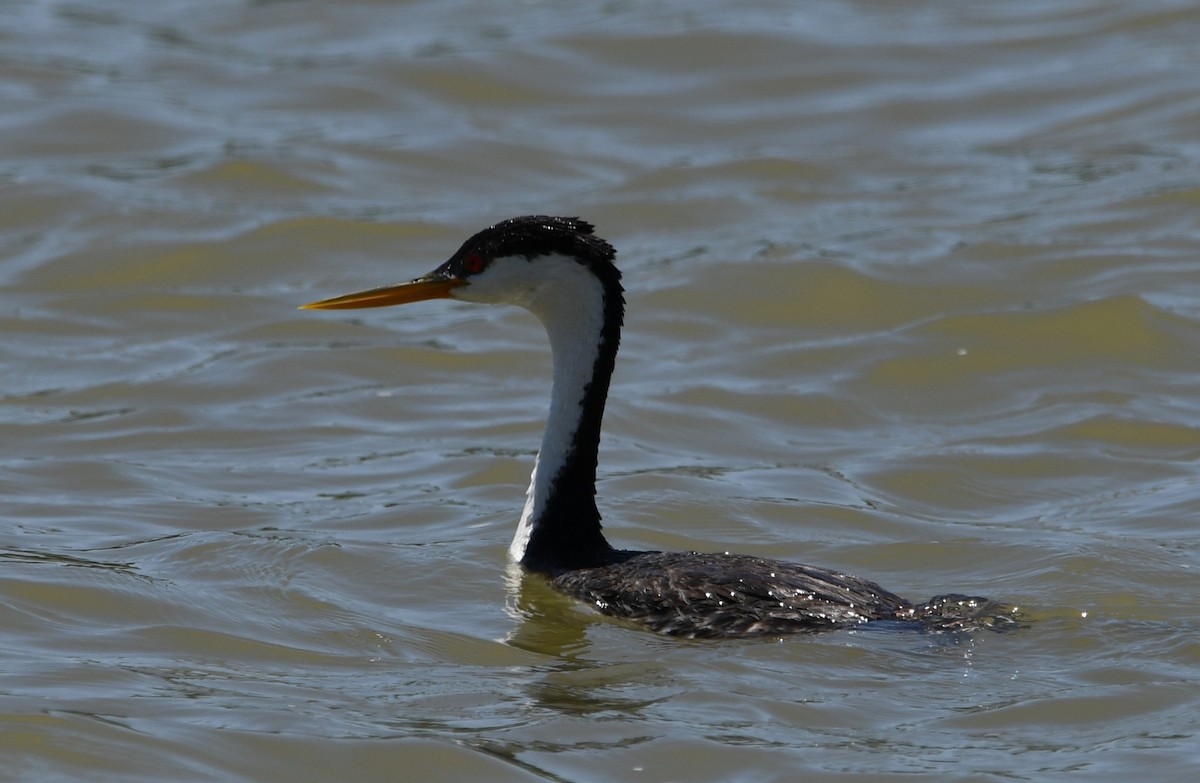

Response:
(304, 216), (1012, 639)
(552, 550), (910, 638)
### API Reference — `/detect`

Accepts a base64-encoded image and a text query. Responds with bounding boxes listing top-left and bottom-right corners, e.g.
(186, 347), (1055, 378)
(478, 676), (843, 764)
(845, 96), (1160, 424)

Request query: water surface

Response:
(2, 1), (1199, 781)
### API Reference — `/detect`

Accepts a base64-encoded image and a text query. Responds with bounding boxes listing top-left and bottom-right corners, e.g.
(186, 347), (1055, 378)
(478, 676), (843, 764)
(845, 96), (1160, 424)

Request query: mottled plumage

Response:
(553, 551), (907, 637)
(553, 551), (1012, 638)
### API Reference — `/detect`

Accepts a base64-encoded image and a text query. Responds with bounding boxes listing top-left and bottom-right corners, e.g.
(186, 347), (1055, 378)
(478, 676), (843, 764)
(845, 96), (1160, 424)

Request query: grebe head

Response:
(299, 216), (619, 321)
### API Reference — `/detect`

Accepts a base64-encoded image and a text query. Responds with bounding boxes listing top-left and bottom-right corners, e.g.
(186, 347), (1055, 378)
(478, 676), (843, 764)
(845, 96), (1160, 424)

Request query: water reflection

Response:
(502, 562), (593, 657)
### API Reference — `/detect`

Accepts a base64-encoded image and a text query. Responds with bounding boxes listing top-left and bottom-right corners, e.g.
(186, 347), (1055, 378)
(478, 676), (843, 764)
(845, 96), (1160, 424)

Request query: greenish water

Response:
(2, 2), (1199, 781)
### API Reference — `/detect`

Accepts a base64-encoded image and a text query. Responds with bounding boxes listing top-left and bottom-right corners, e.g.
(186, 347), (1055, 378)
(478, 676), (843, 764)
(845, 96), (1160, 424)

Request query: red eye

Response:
(463, 253), (487, 274)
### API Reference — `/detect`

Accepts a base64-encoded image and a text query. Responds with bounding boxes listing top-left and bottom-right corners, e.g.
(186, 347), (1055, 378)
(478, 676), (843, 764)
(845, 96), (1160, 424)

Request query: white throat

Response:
(450, 254), (609, 562)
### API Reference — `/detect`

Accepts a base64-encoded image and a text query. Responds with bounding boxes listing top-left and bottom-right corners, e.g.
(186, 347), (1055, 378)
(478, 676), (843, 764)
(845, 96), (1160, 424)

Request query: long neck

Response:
(508, 262), (623, 573)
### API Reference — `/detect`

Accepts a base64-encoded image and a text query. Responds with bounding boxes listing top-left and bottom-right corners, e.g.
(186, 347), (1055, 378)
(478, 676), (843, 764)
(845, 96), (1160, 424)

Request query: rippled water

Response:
(3, 1), (1199, 781)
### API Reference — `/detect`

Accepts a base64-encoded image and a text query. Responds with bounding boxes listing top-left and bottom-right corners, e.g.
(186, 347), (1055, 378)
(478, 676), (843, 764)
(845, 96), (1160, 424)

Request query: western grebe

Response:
(303, 215), (1010, 638)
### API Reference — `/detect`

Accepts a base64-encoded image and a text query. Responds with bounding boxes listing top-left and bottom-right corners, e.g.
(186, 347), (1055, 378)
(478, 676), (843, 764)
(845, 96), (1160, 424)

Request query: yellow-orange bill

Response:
(300, 275), (464, 310)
